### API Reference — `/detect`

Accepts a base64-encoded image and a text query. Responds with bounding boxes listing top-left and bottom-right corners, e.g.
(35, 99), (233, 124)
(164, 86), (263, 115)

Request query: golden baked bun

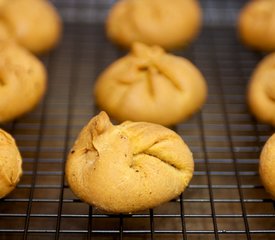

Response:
(0, 21), (11, 41)
(107, 0), (202, 50)
(260, 133), (275, 199)
(238, 0), (275, 51)
(247, 53), (275, 126)
(94, 43), (207, 126)
(0, 41), (46, 123)
(0, 129), (22, 198)
(0, 0), (7, 8)
(0, 0), (62, 54)
(66, 112), (194, 213)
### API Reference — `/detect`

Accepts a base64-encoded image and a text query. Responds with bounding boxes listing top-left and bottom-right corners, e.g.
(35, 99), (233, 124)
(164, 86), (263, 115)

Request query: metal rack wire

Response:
(0, 0), (275, 239)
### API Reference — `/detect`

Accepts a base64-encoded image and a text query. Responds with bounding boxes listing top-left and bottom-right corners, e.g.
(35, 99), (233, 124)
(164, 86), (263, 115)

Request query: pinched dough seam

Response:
(116, 57), (183, 92)
(89, 132), (184, 174)
(130, 138), (185, 173)
(132, 152), (183, 173)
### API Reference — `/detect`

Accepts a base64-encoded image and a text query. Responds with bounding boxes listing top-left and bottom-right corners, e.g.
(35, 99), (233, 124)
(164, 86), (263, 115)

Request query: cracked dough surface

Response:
(260, 133), (275, 199)
(66, 112), (194, 213)
(94, 42), (207, 126)
(0, 129), (22, 198)
(0, 41), (46, 123)
(238, 0), (275, 51)
(106, 0), (202, 50)
(247, 52), (275, 126)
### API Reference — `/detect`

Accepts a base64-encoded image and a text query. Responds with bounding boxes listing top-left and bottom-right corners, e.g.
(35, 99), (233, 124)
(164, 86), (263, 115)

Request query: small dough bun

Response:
(66, 112), (194, 213)
(0, 0), (7, 8)
(94, 42), (207, 126)
(247, 52), (275, 126)
(0, 21), (12, 41)
(0, 41), (47, 123)
(0, 0), (62, 54)
(0, 129), (22, 198)
(260, 133), (275, 199)
(238, 0), (275, 51)
(107, 0), (202, 50)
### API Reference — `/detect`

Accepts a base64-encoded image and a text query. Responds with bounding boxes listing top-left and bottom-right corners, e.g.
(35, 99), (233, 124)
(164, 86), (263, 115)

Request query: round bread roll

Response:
(0, 21), (11, 41)
(0, 0), (62, 54)
(247, 53), (275, 126)
(0, 129), (22, 198)
(260, 133), (275, 199)
(66, 111), (194, 213)
(94, 42), (207, 126)
(0, 41), (46, 123)
(0, 0), (7, 8)
(106, 0), (202, 50)
(238, 0), (275, 51)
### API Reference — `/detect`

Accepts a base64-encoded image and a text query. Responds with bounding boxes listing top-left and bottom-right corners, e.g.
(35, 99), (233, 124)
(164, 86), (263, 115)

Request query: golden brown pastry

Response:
(94, 42), (207, 126)
(66, 112), (194, 213)
(247, 52), (275, 126)
(106, 0), (202, 50)
(0, 129), (22, 198)
(0, 0), (7, 8)
(0, 41), (46, 123)
(260, 133), (275, 199)
(0, 0), (62, 54)
(238, 0), (275, 51)
(0, 21), (11, 41)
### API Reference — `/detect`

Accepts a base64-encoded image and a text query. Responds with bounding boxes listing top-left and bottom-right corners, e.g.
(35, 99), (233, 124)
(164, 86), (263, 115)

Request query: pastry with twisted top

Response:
(260, 133), (275, 199)
(106, 0), (202, 50)
(0, 129), (22, 198)
(94, 42), (207, 126)
(238, 0), (275, 51)
(66, 112), (194, 213)
(0, 41), (46, 123)
(247, 53), (275, 126)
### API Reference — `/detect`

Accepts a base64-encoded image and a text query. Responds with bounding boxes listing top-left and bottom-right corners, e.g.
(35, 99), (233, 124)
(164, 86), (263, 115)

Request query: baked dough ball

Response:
(238, 0), (275, 51)
(107, 0), (202, 50)
(66, 111), (194, 213)
(94, 43), (207, 126)
(247, 53), (275, 126)
(0, 41), (46, 123)
(0, 0), (62, 54)
(0, 21), (11, 41)
(0, 129), (22, 198)
(0, 0), (7, 8)
(260, 133), (275, 199)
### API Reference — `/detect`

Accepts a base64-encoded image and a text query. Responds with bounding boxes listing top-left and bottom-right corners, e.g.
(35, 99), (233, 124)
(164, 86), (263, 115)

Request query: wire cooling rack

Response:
(0, 0), (275, 239)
